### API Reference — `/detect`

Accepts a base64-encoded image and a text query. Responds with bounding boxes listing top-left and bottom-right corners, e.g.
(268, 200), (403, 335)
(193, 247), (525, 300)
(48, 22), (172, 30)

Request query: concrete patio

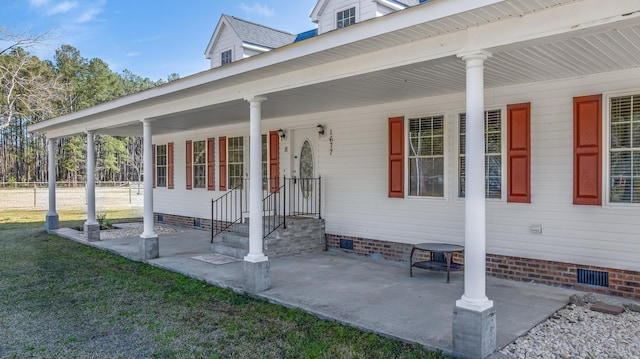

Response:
(55, 225), (579, 358)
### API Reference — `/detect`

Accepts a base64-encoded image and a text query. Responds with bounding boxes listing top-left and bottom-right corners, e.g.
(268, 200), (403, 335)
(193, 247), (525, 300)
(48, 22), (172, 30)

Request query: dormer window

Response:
(221, 50), (232, 65)
(337, 7), (356, 29)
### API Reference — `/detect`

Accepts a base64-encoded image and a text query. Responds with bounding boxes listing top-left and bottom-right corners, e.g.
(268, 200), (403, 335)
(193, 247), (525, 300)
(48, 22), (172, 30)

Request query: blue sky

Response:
(1, 0), (319, 80)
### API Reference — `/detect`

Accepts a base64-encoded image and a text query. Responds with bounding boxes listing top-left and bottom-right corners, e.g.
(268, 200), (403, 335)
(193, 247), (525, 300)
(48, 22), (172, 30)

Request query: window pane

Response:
(228, 136), (244, 189)
(486, 132), (501, 153)
(611, 96), (631, 122)
(611, 152), (631, 176)
(409, 158), (418, 196)
(433, 136), (444, 156)
(459, 156), (465, 197)
(409, 158), (443, 197)
(633, 122), (640, 148)
(157, 167), (166, 188)
(433, 117), (443, 135)
(410, 136), (420, 156)
(486, 156), (502, 199)
(611, 123), (631, 148)
(156, 145), (167, 188)
(408, 115), (444, 197)
(459, 110), (502, 199)
(420, 137), (432, 156)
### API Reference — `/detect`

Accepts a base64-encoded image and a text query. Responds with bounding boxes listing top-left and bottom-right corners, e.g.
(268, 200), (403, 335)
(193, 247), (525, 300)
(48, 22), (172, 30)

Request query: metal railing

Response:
(211, 176), (322, 242)
(210, 181), (246, 242)
(288, 176), (322, 219)
(262, 182), (286, 238)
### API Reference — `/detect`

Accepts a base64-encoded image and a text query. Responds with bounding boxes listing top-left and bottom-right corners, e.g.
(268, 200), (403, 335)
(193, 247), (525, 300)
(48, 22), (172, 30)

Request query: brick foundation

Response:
(155, 212), (211, 231)
(326, 233), (640, 300)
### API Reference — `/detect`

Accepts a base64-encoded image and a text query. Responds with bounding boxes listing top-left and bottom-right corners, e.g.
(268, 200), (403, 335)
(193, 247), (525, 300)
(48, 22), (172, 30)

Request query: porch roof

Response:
(29, 0), (640, 139)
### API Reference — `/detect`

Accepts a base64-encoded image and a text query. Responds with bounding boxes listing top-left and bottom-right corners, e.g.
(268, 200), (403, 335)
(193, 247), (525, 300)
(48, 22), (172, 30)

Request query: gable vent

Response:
(577, 269), (609, 287)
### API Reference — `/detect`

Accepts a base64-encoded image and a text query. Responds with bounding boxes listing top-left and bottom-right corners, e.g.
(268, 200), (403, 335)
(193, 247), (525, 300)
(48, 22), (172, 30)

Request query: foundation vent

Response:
(339, 239), (353, 250)
(577, 268), (609, 287)
(157, 214), (164, 222)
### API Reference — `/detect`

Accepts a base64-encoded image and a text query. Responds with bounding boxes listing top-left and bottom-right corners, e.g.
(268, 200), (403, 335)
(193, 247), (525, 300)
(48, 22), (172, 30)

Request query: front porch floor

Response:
(55, 225), (577, 358)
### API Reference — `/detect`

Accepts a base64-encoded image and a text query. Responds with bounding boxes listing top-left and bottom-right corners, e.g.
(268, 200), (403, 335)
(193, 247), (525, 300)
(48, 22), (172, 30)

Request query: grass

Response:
(0, 210), (449, 359)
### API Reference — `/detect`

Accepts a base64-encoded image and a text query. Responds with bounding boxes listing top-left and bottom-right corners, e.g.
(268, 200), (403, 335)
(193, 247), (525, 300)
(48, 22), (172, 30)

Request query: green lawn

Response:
(0, 210), (448, 358)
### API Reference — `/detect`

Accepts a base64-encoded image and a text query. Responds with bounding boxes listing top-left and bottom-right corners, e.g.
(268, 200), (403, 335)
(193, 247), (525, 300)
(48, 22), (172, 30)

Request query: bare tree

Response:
(0, 49), (62, 129)
(0, 28), (52, 56)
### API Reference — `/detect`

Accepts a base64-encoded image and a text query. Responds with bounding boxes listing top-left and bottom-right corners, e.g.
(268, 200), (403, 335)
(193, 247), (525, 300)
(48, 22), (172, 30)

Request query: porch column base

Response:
(452, 305), (496, 359)
(243, 259), (270, 294)
(139, 235), (159, 260)
(84, 222), (100, 242)
(45, 213), (59, 233)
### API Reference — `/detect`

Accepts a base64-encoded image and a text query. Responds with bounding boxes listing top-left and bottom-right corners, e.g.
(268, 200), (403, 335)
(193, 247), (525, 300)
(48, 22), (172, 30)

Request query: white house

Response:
(29, 1), (640, 357)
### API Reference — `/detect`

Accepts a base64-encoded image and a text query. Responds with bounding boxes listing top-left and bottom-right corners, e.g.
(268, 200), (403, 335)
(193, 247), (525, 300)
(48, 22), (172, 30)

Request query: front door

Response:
(291, 128), (319, 216)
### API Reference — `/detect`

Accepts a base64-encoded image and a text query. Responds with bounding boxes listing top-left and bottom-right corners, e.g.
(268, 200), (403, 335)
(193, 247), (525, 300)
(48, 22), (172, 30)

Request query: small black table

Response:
(409, 243), (464, 283)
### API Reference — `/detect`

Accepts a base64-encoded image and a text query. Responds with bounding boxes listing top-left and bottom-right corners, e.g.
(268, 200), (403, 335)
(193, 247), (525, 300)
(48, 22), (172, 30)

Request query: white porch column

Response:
(139, 119), (159, 260)
(243, 96), (270, 294)
(45, 137), (59, 232)
(84, 130), (100, 241)
(453, 51), (496, 359)
(245, 96), (268, 262)
(458, 51), (493, 311)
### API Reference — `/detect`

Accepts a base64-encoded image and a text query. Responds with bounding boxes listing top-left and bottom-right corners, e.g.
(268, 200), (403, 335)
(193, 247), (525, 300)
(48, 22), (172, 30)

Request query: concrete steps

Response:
(211, 223), (249, 259)
(211, 217), (325, 259)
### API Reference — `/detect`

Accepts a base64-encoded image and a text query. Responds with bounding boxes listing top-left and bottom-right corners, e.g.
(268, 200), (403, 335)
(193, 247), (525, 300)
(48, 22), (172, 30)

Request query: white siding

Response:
(208, 23), (241, 69)
(316, 0), (378, 35)
(154, 67), (640, 273)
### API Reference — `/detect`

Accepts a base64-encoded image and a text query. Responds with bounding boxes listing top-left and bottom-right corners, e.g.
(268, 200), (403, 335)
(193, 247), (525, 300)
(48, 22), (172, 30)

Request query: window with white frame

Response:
(193, 140), (206, 188)
(459, 110), (502, 199)
(156, 144), (167, 187)
(337, 7), (356, 29)
(609, 94), (640, 203)
(228, 136), (244, 189)
(408, 116), (444, 197)
(221, 49), (232, 65)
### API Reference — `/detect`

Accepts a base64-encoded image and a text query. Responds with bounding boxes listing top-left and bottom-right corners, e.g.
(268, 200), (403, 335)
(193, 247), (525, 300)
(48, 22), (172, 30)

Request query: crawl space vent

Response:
(577, 268), (609, 287)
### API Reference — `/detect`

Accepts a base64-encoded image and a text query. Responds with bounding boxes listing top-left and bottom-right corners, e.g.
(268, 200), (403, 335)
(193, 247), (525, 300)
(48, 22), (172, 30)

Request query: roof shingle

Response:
(223, 15), (296, 49)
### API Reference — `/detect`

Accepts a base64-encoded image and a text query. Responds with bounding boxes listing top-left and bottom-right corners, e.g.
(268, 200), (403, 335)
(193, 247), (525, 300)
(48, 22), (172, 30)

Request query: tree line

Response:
(1, 30), (178, 185)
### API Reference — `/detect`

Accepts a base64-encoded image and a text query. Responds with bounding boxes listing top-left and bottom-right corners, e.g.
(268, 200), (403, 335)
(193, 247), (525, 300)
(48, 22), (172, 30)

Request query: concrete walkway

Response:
(55, 225), (579, 358)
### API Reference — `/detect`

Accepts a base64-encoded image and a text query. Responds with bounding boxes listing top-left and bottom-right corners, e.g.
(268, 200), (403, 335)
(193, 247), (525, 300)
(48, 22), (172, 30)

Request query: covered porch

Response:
(53, 224), (576, 358)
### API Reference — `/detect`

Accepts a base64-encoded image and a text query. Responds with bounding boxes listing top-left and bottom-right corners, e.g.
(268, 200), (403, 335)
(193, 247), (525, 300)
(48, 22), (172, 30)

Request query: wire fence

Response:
(0, 182), (144, 216)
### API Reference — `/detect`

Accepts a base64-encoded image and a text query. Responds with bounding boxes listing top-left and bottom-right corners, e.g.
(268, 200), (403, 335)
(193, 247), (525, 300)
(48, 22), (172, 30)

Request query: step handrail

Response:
(210, 181), (245, 243)
(211, 176), (322, 242)
(263, 182), (287, 238)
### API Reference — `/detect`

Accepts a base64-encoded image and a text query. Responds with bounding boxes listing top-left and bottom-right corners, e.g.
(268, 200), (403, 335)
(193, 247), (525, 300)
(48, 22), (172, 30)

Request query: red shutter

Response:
(507, 103), (531, 203)
(269, 131), (280, 193)
(573, 95), (602, 205)
(388, 117), (404, 198)
(207, 138), (215, 190)
(152, 144), (156, 189)
(167, 142), (174, 189)
(219, 136), (227, 191)
(186, 140), (193, 190)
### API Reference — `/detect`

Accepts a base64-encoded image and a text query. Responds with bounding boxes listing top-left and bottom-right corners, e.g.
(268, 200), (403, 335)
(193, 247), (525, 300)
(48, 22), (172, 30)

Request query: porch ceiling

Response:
(139, 22), (640, 136)
(30, 0), (640, 138)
